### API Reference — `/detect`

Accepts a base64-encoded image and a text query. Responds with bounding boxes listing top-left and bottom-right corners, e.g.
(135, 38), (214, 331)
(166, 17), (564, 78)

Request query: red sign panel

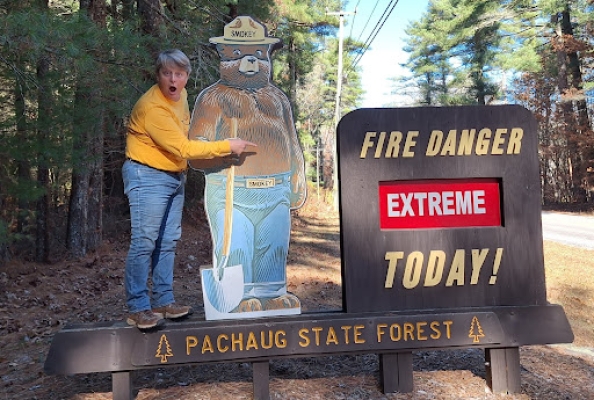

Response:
(379, 179), (501, 229)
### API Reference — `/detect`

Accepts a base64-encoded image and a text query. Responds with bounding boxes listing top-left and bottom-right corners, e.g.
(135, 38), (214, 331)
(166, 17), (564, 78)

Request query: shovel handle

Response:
(221, 117), (238, 257)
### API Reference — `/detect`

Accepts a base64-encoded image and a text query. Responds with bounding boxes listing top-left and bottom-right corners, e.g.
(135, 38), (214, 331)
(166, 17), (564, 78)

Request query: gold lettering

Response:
(360, 132), (377, 158)
(275, 330), (287, 348)
(298, 328), (310, 347)
(470, 248), (489, 285)
(403, 131), (418, 157)
(508, 128), (523, 154)
(384, 251), (404, 288)
(385, 131), (403, 157)
(390, 323), (402, 341)
(354, 325), (366, 344)
(245, 332), (258, 350)
(490, 247), (504, 285)
(261, 331), (274, 349)
(445, 249), (465, 286)
(341, 326), (352, 344)
(417, 322), (428, 341)
(443, 320), (453, 339)
(326, 327), (339, 345)
(202, 335), (215, 354)
(216, 334), (227, 353)
(440, 129), (457, 155)
(186, 336), (198, 355)
(312, 327), (323, 346)
(458, 129), (475, 155)
(492, 128), (507, 154)
(374, 131), (387, 158)
(403, 323), (415, 340)
(231, 333), (243, 352)
(430, 321), (441, 339)
(377, 323), (388, 342)
(426, 130), (443, 156)
(476, 128), (491, 155)
(424, 250), (446, 287)
(403, 251), (423, 289)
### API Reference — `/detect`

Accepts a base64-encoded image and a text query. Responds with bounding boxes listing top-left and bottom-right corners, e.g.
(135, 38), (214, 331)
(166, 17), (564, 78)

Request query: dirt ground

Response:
(1, 196), (593, 400)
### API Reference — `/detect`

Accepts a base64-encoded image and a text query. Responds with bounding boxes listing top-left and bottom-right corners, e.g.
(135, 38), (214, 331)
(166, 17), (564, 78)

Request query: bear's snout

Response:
(239, 56), (259, 75)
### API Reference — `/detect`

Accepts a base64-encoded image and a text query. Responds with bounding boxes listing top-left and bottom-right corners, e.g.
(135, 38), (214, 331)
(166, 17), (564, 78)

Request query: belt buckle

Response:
(246, 178), (275, 189)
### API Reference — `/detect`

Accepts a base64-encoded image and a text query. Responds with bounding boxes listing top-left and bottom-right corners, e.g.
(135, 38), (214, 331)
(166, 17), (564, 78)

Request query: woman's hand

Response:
(228, 138), (257, 155)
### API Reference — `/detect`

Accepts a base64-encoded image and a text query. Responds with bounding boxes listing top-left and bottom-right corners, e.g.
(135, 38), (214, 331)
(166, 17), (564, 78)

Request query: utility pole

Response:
(326, 7), (355, 211)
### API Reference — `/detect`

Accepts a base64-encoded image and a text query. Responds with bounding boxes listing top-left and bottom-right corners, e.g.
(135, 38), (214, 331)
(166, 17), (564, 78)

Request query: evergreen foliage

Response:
(399, 0), (593, 203)
(0, 0), (363, 261)
(8, 0), (592, 262)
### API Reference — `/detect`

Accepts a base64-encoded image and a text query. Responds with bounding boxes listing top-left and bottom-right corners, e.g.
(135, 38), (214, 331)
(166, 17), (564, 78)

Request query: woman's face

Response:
(157, 64), (189, 102)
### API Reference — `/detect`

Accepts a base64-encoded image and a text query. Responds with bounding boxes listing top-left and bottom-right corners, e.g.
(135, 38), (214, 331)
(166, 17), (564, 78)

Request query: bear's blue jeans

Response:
(122, 160), (186, 313)
(204, 172), (291, 299)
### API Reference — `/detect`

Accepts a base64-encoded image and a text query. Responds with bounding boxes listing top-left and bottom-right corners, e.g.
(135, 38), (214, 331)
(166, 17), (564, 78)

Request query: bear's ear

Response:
(215, 43), (227, 56)
(215, 44), (238, 60)
(270, 40), (283, 53)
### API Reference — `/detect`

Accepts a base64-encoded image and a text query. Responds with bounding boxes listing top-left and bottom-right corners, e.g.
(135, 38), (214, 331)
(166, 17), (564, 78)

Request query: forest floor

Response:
(1, 195), (593, 400)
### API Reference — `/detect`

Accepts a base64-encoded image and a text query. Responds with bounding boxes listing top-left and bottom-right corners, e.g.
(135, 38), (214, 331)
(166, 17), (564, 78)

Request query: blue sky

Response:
(344, 0), (429, 107)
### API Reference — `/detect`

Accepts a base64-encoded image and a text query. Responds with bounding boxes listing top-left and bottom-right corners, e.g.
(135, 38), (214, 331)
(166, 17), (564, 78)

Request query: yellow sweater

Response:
(125, 84), (231, 172)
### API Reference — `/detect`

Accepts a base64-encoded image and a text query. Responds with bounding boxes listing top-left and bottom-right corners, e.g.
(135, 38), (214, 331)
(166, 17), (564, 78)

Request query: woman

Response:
(123, 49), (255, 329)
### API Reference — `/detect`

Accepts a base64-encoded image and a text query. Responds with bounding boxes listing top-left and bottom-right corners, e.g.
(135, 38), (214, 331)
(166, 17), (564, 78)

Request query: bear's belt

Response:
(206, 175), (289, 189)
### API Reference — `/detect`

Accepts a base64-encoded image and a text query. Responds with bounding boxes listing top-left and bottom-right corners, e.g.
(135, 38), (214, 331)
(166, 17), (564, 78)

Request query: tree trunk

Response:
(67, 0), (107, 257)
(14, 63), (31, 236)
(35, 55), (51, 263)
(322, 126), (334, 191)
(121, 0), (134, 20)
(552, 8), (586, 202)
(288, 37), (298, 111)
(138, 0), (162, 36)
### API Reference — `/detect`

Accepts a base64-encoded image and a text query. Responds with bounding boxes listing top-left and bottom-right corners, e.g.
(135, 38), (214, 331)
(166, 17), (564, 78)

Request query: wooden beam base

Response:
(485, 347), (521, 394)
(253, 361), (270, 400)
(380, 352), (414, 393)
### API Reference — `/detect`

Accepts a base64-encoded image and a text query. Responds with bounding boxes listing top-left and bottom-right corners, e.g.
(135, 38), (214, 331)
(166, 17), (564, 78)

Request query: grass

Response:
(543, 240), (594, 349)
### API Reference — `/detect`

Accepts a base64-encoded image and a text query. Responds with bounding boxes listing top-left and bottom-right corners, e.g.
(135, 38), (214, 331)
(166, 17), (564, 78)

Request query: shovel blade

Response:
(201, 264), (244, 315)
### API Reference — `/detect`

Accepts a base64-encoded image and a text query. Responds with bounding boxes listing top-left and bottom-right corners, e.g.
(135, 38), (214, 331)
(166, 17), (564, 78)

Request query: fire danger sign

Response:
(337, 105), (545, 313)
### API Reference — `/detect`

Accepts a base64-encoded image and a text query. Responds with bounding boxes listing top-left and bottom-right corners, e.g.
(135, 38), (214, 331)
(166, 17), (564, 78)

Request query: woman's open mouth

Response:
(169, 86), (177, 93)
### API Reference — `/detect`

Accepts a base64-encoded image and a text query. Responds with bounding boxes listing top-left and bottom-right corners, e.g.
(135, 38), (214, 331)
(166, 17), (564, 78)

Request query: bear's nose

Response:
(247, 56), (256, 64)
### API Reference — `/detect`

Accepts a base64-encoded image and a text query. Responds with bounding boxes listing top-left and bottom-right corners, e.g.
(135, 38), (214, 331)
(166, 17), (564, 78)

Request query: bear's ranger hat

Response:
(210, 15), (280, 45)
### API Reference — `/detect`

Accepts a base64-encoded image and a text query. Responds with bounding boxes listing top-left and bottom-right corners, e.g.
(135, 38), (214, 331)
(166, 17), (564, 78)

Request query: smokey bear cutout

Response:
(189, 15), (307, 320)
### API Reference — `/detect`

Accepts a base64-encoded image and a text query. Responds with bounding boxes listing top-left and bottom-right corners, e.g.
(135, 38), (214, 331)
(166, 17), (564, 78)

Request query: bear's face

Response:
(216, 44), (271, 89)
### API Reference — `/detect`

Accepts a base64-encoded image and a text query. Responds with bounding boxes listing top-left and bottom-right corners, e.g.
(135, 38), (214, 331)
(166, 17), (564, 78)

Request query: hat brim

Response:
(209, 36), (280, 45)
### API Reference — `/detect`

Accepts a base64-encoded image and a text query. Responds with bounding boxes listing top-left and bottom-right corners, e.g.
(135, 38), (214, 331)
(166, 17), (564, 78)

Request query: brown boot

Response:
(152, 304), (193, 320)
(126, 310), (165, 330)
(232, 298), (263, 313)
(263, 294), (301, 310)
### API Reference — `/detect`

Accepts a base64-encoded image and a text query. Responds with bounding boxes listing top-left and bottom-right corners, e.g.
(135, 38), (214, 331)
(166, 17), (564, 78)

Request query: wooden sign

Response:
(338, 106), (548, 313)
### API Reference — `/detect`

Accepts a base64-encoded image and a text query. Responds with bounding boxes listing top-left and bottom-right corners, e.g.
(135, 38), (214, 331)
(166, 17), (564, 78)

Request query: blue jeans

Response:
(122, 160), (186, 313)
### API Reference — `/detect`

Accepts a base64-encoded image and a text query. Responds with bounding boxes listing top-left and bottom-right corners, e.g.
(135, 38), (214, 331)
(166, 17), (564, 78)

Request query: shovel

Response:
(201, 118), (244, 314)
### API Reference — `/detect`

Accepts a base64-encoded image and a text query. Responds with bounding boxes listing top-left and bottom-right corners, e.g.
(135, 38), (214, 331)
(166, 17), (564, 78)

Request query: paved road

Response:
(541, 211), (594, 250)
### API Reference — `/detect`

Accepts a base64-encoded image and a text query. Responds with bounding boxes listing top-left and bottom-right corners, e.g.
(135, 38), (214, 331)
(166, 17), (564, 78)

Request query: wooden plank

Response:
(112, 371), (133, 400)
(380, 352), (414, 393)
(44, 306), (573, 376)
(485, 347), (521, 393)
(253, 361), (270, 400)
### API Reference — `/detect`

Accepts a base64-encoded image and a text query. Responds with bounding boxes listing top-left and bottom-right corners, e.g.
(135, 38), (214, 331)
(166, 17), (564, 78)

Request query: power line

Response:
(351, 0), (397, 69)
(347, 0), (362, 39)
(348, 0), (400, 72)
(351, 0), (380, 46)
